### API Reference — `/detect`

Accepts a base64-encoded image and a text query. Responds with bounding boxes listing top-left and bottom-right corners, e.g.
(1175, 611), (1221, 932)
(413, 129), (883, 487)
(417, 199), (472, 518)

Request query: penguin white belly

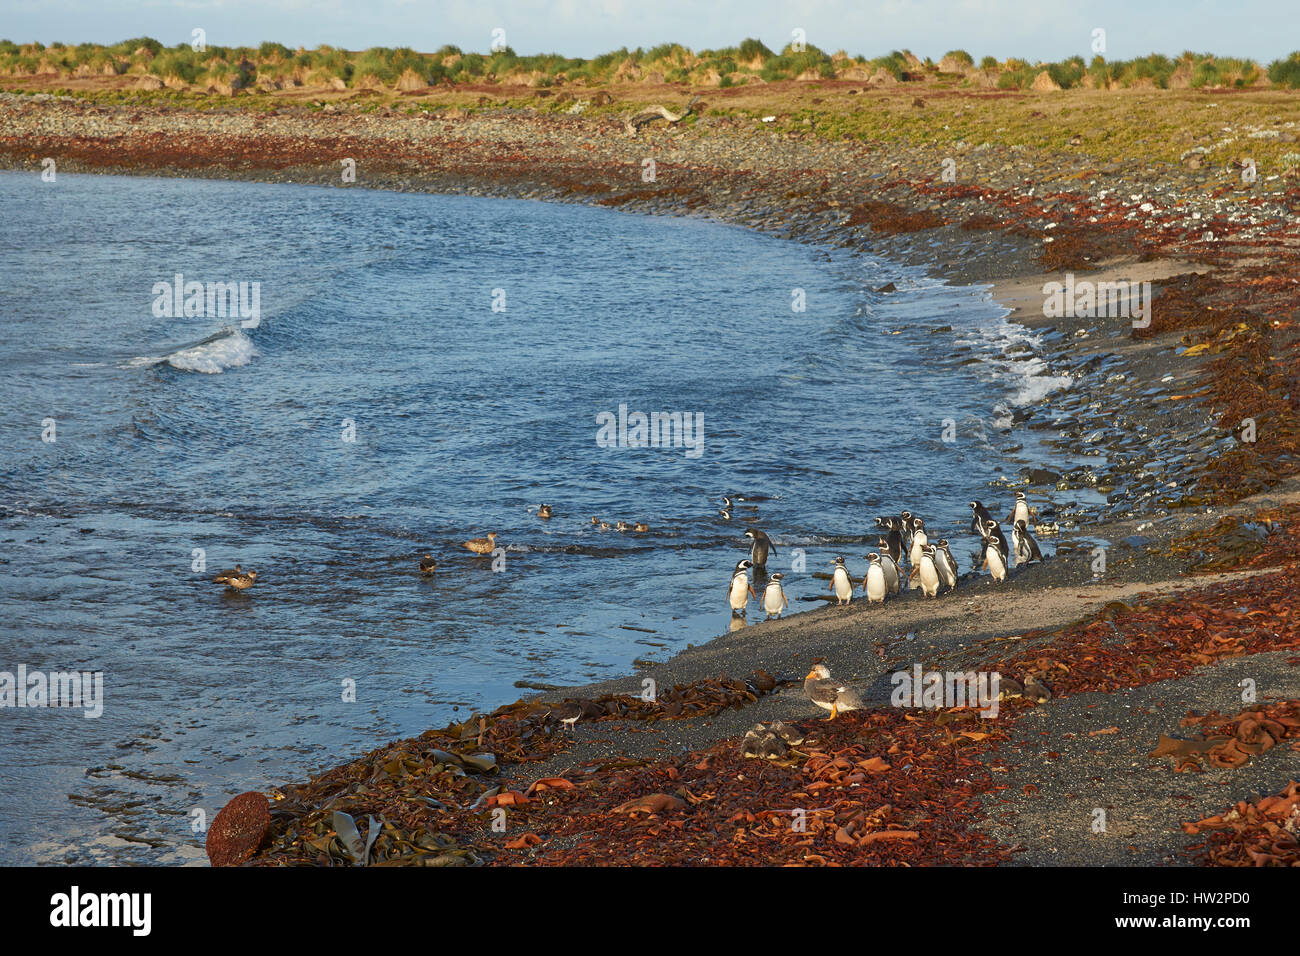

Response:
(729, 575), (750, 611)
(881, 557), (901, 594)
(909, 531), (929, 568)
(1013, 500), (1030, 527)
(865, 565), (887, 603)
(832, 567), (853, 604)
(936, 553), (956, 589)
(986, 545), (1007, 582)
(919, 557), (941, 597)
(763, 584), (785, 617)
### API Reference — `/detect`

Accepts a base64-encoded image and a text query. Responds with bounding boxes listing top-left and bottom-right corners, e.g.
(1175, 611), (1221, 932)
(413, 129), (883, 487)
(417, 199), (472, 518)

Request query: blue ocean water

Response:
(0, 172), (1065, 863)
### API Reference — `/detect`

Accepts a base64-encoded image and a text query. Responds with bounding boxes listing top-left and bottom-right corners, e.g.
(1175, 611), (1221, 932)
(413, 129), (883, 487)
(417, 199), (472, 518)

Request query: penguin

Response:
(899, 510), (916, 551)
(983, 531), (1008, 583)
(875, 518), (903, 564)
(861, 552), (887, 605)
(537, 504), (553, 519)
(917, 544), (941, 598)
(908, 517), (930, 570)
(879, 549), (903, 594)
(829, 556), (854, 606)
(728, 559), (757, 616)
(743, 527), (777, 570)
(762, 572), (789, 619)
(1012, 519), (1044, 565)
(970, 500), (994, 536)
(419, 554), (437, 576)
(1007, 490), (1030, 529)
(983, 519), (1010, 563)
(935, 539), (958, 591)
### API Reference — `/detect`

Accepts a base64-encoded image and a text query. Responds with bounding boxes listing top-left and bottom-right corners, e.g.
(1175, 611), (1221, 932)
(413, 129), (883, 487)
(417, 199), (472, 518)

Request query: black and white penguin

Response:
(875, 518), (903, 564)
(1012, 519), (1044, 565)
(983, 519), (1010, 563)
(935, 539), (958, 591)
(743, 528), (777, 570)
(899, 510), (916, 551)
(861, 552), (887, 605)
(879, 549), (903, 595)
(1007, 490), (1030, 529)
(917, 544), (941, 598)
(908, 517), (930, 569)
(982, 529), (1008, 583)
(829, 556), (854, 606)
(970, 500), (994, 536)
(762, 572), (788, 619)
(728, 559), (756, 615)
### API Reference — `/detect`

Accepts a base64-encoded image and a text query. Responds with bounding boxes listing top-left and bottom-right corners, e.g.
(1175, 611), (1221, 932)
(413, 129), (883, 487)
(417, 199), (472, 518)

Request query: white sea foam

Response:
(125, 327), (258, 374)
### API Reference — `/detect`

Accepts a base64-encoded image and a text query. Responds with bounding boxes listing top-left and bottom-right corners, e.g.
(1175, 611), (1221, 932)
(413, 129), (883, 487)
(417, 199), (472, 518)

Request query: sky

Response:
(3, 0), (1297, 62)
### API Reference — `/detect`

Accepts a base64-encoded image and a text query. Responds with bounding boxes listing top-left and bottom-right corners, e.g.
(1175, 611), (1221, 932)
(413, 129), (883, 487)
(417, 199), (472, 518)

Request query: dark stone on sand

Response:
(206, 791), (270, 867)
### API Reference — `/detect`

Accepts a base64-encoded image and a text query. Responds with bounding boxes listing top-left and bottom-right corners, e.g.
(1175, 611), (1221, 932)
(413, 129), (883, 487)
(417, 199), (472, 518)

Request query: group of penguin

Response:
(728, 491), (1045, 618)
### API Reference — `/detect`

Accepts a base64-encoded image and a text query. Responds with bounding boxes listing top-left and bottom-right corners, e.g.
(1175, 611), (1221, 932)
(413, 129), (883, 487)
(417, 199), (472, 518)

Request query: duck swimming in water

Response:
(462, 532), (498, 556)
(633, 522), (649, 532)
(537, 504), (553, 519)
(214, 566), (257, 592)
(419, 554), (438, 575)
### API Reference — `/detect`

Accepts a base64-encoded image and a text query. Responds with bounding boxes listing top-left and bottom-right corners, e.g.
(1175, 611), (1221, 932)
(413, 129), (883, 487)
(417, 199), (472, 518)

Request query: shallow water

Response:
(0, 172), (1067, 863)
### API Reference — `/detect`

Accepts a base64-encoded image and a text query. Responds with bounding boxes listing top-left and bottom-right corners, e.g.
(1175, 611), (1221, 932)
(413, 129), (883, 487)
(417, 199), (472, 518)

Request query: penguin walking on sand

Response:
(743, 528), (777, 571)
(983, 519), (1010, 564)
(917, 544), (942, 598)
(879, 548), (903, 595)
(1012, 519), (1044, 565)
(908, 517), (930, 571)
(829, 556), (854, 606)
(861, 553), (888, 605)
(875, 517), (903, 565)
(970, 500), (994, 536)
(762, 572), (789, 619)
(728, 559), (757, 616)
(1008, 490), (1030, 529)
(935, 539), (958, 591)
(982, 527), (1008, 583)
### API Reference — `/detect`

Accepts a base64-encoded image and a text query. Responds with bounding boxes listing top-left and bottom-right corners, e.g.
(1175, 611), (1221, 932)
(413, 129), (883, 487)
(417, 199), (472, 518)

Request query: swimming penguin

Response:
(983, 519), (1010, 563)
(804, 663), (865, 719)
(728, 559), (757, 616)
(829, 556), (854, 606)
(743, 528), (777, 569)
(1012, 519), (1044, 565)
(419, 554), (437, 576)
(214, 567), (257, 592)
(908, 517), (930, 570)
(861, 553), (887, 605)
(970, 500), (994, 536)
(983, 531), (1008, 583)
(879, 549), (903, 594)
(1007, 491), (1030, 528)
(462, 532), (498, 556)
(762, 572), (789, 619)
(537, 504), (553, 519)
(875, 518), (903, 564)
(917, 544), (941, 598)
(935, 539), (958, 591)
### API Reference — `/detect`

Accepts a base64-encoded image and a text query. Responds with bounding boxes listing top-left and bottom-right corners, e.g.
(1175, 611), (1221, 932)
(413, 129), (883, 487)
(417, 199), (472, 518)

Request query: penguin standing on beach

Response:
(829, 556), (854, 606)
(1012, 519), (1044, 565)
(935, 539), (958, 592)
(875, 517), (903, 565)
(970, 501), (994, 536)
(982, 527), (1008, 583)
(917, 545), (942, 598)
(762, 572), (789, 619)
(1007, 491), (1030, 529)
(861, 553), (888, 605)
(899, 511), (916, 552)
(908, 517), (930, 571)
(728, 559), (757, 616)
(743, 528), (777, 571)
(879, 548), (903, 595)
(983, 519), (1010, 564)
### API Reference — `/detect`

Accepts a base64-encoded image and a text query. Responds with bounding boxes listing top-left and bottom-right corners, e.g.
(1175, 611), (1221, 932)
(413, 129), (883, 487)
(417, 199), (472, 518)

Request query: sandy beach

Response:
(4, 77), (1298, 867)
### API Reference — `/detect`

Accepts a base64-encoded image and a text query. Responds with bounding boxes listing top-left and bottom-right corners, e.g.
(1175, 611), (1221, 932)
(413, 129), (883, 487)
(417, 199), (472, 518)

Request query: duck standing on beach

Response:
(1012, 519), (1044, 565)
(762, 572), (788, 619)
(743, 527), (777, 570)
(829, 556), (854, 606)
(861, 553), (887, 605)
(419, 554), (438, 576)
(728, 559), (756, 616)
(804, 663), (865, 719)
(462, 532), (498, 556)
(213, 566), (257, 592)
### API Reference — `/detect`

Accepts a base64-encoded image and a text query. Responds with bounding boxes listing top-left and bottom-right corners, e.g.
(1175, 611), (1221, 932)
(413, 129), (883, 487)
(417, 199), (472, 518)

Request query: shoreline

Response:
(6, 90), (1299, 866)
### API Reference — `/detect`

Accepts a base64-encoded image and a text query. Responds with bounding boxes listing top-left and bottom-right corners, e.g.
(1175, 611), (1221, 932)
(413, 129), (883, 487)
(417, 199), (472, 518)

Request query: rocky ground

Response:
(5, 85), (1298, 866)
